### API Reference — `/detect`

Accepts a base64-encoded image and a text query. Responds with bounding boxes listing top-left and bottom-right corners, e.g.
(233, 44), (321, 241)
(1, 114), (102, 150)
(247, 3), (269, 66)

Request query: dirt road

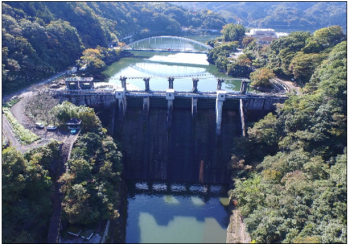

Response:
(2, 70), (68, 153)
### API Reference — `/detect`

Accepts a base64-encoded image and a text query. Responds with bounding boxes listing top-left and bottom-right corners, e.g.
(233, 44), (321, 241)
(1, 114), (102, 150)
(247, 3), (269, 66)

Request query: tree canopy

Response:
(229, 40), (347, 243)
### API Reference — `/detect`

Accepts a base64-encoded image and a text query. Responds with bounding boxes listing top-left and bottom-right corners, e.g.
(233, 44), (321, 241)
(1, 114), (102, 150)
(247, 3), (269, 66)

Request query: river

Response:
(125, 180), (230, 243)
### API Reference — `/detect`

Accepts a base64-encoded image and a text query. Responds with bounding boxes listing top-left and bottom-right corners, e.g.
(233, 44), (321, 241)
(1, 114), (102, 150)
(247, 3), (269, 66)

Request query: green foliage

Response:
(289, 52), (326, 85)
(52, 101), (103, 134)
(221, 23), (246, 43)
(249, 68), (275, 88)
(54, 102), (123, 225)
(231, 39), (347, 242)
(3, 143), (59, 243)
(52, 101), (80, 124)
(3, 107), (40, 145)
(24, 140), (62, 177)
(2, 2), (226, 93)
(303, 26), (346, 53)
(59, 133), (123, 225)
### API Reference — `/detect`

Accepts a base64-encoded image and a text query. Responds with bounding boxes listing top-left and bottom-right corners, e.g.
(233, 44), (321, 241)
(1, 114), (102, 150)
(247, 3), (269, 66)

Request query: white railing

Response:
(123, 36), (213, 50)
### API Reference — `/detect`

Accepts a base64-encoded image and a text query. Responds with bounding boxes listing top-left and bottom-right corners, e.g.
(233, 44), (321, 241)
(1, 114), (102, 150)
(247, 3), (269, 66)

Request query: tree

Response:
(242, 36), (255, 48)
(249, 68), (275, 88)
(51, 101), (80, 124)
(289, 52), (326, 85)
(25, 90), (59, 124)
(230, 40), (347, 243)
(78, 106), (101, 131)
(221, 23), (246, 43)
(3, 145), (55, 243)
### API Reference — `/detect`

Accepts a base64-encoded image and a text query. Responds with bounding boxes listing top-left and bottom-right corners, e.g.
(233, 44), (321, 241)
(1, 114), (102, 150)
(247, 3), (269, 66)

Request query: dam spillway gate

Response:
(50, 80), (287, 184)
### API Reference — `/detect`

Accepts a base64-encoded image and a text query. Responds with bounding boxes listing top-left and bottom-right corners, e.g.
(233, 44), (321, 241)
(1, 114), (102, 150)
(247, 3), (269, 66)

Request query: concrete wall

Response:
(114, 105), (242, 184)
(54, 94), (287, 184)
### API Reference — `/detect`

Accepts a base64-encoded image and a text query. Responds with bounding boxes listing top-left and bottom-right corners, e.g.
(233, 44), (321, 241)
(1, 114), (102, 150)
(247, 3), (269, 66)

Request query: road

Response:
(2, 71), (67, 104)
(2, 115), (54, 153)
(2, 70), (68, 153)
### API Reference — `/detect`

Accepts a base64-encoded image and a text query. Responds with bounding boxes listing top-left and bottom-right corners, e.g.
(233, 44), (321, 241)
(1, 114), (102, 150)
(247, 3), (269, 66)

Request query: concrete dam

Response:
(51, 78), (287, 183)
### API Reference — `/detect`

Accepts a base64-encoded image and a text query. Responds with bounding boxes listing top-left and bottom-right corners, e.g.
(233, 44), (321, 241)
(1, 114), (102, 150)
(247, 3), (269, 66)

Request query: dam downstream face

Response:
(114, 98), (242, 184)
(103, 45), (256, 242)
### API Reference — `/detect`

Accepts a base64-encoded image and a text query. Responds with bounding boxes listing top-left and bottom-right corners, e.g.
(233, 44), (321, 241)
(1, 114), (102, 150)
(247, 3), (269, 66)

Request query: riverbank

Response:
(226, 207), (251, 243)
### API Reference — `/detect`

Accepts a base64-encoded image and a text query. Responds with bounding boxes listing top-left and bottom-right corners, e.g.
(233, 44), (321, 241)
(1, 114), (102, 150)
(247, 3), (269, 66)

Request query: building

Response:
(66, 118), (82, 130)
(257, 36), (278, 45)
(65, 76), (94, 90)
(246, 28), (279, 45)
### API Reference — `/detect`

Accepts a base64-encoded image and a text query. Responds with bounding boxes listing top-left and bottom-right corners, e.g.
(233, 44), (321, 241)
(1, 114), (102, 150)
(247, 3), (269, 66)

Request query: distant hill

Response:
(2, 2), (226, 92)
(172, 2), (346, 32)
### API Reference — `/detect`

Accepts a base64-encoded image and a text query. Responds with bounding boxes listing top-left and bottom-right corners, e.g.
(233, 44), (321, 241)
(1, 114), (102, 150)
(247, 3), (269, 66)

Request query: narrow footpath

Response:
(47, 134), (79, 243)
(226, 208), (251, 243)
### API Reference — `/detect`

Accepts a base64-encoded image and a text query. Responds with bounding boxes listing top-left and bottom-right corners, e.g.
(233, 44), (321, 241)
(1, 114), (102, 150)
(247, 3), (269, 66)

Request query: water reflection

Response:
(103, 51), (243, 92)
(125, 180), (229, 243)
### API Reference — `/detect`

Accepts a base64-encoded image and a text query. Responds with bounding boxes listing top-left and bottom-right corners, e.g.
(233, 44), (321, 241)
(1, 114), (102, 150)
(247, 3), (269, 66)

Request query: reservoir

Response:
(103, 35), (243, 92)
(125, 180), (230, 243)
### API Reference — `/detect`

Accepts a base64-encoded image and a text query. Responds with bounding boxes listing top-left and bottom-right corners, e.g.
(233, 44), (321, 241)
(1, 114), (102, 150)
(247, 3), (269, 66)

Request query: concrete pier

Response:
(143, 97), (150, 119)
(192, 78), (199, 93)
(215, 90), (226, 135)
(240, 79), (250, 94)
(166, 89), (175, 130)
(168, 77), (175, 89)
(239, 99), (246, 137)
(116, 88), (127, 118)
(191, 98), (198, 117)
(143, 77), (150, 92)
(120, 76), (127, 90)
(217, 78), (224, 90)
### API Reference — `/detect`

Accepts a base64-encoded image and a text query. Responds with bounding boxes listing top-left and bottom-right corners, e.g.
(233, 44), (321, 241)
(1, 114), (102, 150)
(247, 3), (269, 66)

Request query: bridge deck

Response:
(49, 89), (288, 100)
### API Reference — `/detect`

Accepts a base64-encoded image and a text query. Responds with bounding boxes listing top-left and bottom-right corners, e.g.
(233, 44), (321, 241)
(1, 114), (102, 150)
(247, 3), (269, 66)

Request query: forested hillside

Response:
(3, 141), (61, 242)
(2, 2), (226, 93)
(173, 2), (346, 32)
(228, 34), (347, 243)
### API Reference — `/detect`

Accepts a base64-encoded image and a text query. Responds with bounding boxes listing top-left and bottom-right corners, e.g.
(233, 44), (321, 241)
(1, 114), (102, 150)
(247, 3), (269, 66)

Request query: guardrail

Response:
(49, 89), (115, 95)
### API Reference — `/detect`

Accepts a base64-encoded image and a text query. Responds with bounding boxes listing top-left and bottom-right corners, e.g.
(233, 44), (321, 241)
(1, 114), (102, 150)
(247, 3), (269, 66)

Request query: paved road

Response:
(2, 115), (55, 153)
(2, 115), (21, 150)
(2, 70), (67, 153)
(2, 71), (67, 104)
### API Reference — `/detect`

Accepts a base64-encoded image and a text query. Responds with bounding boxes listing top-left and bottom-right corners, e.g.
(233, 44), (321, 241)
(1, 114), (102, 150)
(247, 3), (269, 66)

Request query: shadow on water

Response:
(125, 180), (230, 243)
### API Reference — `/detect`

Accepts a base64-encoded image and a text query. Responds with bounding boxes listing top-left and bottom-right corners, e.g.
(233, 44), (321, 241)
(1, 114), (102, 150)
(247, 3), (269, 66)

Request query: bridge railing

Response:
(49, 89), (115, 95)
(123, 36), (213, 50)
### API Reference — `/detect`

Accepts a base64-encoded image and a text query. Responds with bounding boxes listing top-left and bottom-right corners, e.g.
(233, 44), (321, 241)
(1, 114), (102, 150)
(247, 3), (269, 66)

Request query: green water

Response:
(104, 51), (241, 92)
(103, 35), (242, 92)
(125, 181), (230, 243)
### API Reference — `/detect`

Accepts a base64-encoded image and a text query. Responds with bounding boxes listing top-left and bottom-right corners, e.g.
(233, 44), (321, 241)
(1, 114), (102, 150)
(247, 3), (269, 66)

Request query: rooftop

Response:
(65, 77), (93, 82)
(66, 118), (82, 125)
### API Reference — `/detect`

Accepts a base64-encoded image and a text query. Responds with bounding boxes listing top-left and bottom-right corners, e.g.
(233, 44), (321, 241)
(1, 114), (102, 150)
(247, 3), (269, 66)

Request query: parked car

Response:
(70, 129), (78, 135)
(35, 123), (44, 129)
(47, 125), (57, 131)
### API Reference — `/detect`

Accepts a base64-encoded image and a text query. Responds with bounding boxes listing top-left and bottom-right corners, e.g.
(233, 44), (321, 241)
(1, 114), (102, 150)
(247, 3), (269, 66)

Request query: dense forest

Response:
(227, 34), (347, 242)
(2, 2), (226, 93)
(3, 141), (61, 242)
(173, 2), (346, 32)
(206, 25), (345, 85)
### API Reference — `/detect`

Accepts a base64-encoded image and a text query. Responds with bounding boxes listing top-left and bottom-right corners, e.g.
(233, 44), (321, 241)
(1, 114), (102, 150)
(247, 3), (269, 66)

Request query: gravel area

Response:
(11, 92), (69, 143)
